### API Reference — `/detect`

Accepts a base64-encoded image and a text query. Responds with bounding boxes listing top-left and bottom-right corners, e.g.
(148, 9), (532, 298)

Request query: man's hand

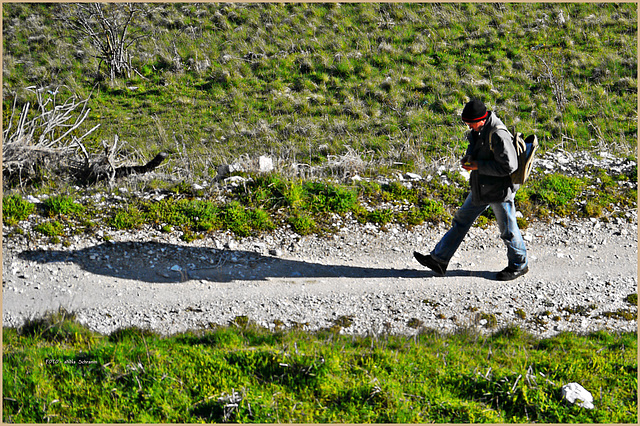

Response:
(461, 156), (478, 171)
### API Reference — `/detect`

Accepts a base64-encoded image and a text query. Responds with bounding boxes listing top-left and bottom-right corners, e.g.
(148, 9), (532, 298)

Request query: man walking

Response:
(414, 99), (528, 280)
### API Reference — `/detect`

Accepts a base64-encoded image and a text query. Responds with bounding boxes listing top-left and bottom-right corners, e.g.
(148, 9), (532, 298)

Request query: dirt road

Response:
(2, 215), (637, 338)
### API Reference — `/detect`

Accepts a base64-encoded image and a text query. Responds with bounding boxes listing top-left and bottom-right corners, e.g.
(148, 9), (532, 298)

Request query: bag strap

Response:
(487, 124), (508, 152)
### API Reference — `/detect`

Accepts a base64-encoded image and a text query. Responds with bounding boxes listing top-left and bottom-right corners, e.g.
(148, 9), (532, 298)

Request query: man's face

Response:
(465, 120), (486, 132)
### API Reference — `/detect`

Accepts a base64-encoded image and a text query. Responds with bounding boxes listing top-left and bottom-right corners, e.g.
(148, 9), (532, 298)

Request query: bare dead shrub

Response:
(2, 86), (99, 186)
(60, 3), (152, 81)
(3, 86), (169, 188)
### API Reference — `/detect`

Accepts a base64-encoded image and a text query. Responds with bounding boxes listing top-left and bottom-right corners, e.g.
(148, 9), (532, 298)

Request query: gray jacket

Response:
(464, 112), (519, 204)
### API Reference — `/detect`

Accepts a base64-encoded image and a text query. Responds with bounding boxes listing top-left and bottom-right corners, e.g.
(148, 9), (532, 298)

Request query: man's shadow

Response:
(18, 241), (495, 283)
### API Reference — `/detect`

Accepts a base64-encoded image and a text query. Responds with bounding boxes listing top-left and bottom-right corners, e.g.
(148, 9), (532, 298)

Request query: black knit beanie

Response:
(461, 99), (488, 123)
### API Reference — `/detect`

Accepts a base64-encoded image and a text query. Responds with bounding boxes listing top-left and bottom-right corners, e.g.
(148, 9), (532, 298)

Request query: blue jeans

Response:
(431, 193), (528, 270)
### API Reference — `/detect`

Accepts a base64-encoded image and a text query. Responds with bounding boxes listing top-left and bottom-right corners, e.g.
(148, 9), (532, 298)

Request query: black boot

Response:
(496, 266), (529, 281)
(413, 251), (448, 276)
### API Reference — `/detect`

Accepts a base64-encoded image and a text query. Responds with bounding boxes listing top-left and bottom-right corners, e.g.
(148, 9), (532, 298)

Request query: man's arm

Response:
(460, 132), (477, 170)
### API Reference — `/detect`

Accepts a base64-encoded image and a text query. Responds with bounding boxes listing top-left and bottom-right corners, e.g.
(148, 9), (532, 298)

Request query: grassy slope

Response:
(2, 313), (637, 423)
(2, 3), (637, 239)
(2, 3), (637, 179)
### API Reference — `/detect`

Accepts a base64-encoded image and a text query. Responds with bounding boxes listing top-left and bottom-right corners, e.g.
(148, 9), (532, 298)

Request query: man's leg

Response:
(492, 199), (528, 279)
(430, 193), (488, 265)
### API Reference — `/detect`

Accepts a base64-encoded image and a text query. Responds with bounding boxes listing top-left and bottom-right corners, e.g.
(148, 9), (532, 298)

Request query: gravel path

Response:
(3, 213), (637, 339)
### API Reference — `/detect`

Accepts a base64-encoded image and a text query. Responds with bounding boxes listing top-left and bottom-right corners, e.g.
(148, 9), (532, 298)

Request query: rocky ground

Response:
(3, 210), (637, 339)
(3, 150), (638, 339)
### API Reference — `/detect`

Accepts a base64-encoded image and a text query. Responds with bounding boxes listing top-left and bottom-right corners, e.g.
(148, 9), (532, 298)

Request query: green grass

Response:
(109, 205), (145, 230)
(2, 164), (635, 246)
(287, 211), (316, 236)
(530, 174), (586, 210)
(42, 194), (85, 217)
(2, 194), (35, 225)
(33, 219), (64, 237)
(2, 3), (637, 186)
(3, 311), (637, 423)
(2, 3), (636, 237)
